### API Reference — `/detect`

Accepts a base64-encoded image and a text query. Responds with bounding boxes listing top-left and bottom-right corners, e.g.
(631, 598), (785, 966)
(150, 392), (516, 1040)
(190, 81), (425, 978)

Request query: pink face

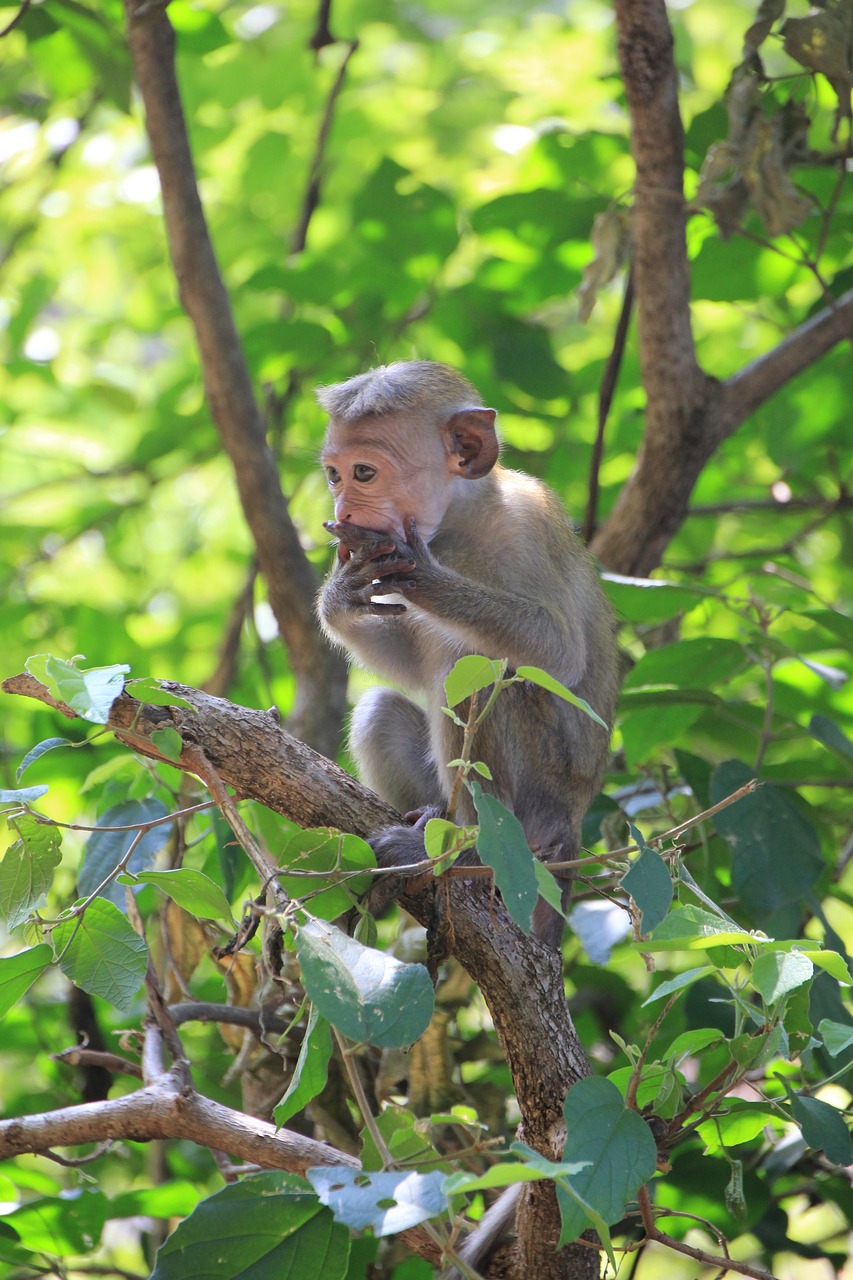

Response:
(321, 416), (457, 542)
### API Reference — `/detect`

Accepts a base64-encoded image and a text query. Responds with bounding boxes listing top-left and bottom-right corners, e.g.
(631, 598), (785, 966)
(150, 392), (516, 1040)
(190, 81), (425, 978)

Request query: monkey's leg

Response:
(349, 687), (445, 815)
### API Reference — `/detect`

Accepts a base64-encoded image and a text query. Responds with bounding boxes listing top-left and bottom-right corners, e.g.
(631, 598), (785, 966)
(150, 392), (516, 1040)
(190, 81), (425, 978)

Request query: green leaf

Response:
(534, 860), (565, 917)
(470, 784), (538, 935)
(622, 843), (673, 935)
(126, 678), (195, 710)
(698, 1104), (779, 1155)
(646, 905), (757, 951)
(16, 738), (72, 781)
(149, 726), (183, 762)
(711, 762), (824, 916)
(278, 830), (375, 921)
(751, 950), (813, 1005)
(423, 818), (477, 873)
(443, 1163), (570, 1195)
(642, 966), (716, 1005)
(802, 949), (852, 985)
(274, 1005), (332, 1126)
(809, 714), (853, 762)
(600, 576), (705, 624)
(130, 869), (233, 923)
(789, 1093), (853, 1167)
(818, 1019), (853, 1057)
(295, 920), (434, 1049)
(556, 1076), (657, 1245)
(78, 799), (171, 909)
(0, 945), (53, 1019)
(150, 1172), (349, 1280)
(624, 638), (745, 690)
(515, 665), (609, 728)
(444, 655), (506, 708)
(307, 1167), (447, 1235)
(665, 1028), (724, 1062)
(52, 899), (148, 1007)
(25, 654), (129, 724)
(0, 815), (62, 930)
(0, 786), (49, 805)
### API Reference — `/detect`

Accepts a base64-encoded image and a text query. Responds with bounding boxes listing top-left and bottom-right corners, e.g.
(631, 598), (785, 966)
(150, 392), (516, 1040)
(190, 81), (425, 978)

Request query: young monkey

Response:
(316, 360), (619, 947)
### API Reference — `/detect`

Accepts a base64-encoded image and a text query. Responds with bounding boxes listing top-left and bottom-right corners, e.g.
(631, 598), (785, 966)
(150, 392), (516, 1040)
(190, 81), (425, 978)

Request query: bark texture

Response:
(123, 0), (348, 757)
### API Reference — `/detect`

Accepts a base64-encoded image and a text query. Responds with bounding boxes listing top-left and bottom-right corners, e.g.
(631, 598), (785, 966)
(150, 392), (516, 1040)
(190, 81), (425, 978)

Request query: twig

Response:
(626, 993), (679, 1110)
(291, 39), (359, 254)
(0, 0), (31, 37)
(54, 1048), (143, 1080)
(637, 1185), (774, 1279)
(582, 263), (634, 543)
(548, 779), (757, 872)
(168, 1001), (292, 1037)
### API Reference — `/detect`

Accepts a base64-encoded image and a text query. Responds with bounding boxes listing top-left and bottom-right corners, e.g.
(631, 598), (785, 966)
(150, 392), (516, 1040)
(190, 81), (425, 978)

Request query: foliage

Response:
(1, 0), (852, 1277)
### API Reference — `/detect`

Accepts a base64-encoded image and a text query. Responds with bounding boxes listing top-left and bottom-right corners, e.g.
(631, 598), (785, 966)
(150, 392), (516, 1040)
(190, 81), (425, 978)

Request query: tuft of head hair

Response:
(316, 361), (483, 425)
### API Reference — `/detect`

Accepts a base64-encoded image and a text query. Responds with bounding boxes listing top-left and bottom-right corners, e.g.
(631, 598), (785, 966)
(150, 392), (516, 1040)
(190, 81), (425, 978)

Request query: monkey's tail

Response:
(441, 1182), (520, 1280)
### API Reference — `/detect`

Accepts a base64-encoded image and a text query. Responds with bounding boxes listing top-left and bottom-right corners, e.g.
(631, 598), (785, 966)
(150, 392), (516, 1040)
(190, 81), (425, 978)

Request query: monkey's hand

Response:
(376, 518), (447, 607)
(323, 521), (416, 616)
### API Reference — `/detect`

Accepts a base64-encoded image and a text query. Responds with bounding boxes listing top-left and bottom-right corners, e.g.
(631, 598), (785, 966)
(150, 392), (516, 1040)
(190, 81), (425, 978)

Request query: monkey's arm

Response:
(385, 522), (589, 686)
(318, 534), (432, 685)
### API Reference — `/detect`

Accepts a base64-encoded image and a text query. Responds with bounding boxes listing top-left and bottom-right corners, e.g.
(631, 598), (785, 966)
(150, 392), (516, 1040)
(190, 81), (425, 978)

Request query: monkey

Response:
(316, 360), (620, 947)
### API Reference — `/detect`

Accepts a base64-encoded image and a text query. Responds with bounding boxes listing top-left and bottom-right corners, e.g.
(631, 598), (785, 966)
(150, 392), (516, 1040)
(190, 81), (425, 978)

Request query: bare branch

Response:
(122, 0), (347, 756)
(720, 287), (853, 437)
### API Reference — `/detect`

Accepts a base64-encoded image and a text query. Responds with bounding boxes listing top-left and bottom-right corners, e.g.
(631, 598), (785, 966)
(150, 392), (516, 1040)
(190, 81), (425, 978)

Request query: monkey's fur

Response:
(318, 360), (618, 944)
(316, 361), (619, 1272)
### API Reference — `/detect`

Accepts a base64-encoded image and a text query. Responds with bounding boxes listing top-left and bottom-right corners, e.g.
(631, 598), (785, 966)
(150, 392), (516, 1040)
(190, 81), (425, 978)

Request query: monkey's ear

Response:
(447, 408), (499, 479)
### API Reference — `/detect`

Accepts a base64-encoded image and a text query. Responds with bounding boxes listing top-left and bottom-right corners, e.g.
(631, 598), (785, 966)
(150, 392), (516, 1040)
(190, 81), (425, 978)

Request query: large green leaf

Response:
(711, 761), (824, 916)
(128, 868), (233, 922)
(470, 783), (538, 935)
(789, 1093), (853, 1167)
(556, 1076), (658, 1244)
(296, 920), (434, 1048)
(78, 799), (171, 909)
(150, 1173), (349, 1280)
(52, 899), (148, 1007)
(621, 832), (673, 935)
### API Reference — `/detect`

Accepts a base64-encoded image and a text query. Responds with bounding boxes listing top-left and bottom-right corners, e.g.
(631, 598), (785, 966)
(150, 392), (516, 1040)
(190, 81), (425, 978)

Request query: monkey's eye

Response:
(353, 464), (376, 483)
(325, 466), (341, 485)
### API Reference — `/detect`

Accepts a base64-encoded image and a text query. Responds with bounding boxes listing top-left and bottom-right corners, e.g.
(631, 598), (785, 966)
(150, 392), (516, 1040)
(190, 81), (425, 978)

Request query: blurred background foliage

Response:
(1, 0), (852, 1275)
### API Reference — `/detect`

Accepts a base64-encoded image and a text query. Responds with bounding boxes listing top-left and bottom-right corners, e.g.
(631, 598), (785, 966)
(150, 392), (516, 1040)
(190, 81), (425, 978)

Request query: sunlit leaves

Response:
(24, 655), (128, 724)
(307, 1167), (447, 1236)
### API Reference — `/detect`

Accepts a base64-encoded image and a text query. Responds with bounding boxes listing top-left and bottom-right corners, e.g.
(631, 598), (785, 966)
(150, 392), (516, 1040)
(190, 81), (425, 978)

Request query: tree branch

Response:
(591, 1), (852, 578)
(720, 287), (853, 437)
(4, 671), (593, 1275)
(122, 0), (347, 757)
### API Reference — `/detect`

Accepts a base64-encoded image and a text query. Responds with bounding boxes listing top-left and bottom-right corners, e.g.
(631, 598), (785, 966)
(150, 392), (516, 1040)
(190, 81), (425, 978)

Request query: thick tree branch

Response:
(592, 0), (852, 577)
(4, 671), (593, 1276)
(720, 287), (853, 436)
(122, 0), (347, 757)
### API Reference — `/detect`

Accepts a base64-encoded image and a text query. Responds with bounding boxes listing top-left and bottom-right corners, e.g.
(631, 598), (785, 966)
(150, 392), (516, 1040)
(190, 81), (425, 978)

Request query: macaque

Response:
(316, 360), (619, 947)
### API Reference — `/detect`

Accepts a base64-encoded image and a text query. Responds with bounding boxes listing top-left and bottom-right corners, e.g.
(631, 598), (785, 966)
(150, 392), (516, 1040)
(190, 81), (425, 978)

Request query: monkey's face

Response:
(321, 414), (463, 543)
